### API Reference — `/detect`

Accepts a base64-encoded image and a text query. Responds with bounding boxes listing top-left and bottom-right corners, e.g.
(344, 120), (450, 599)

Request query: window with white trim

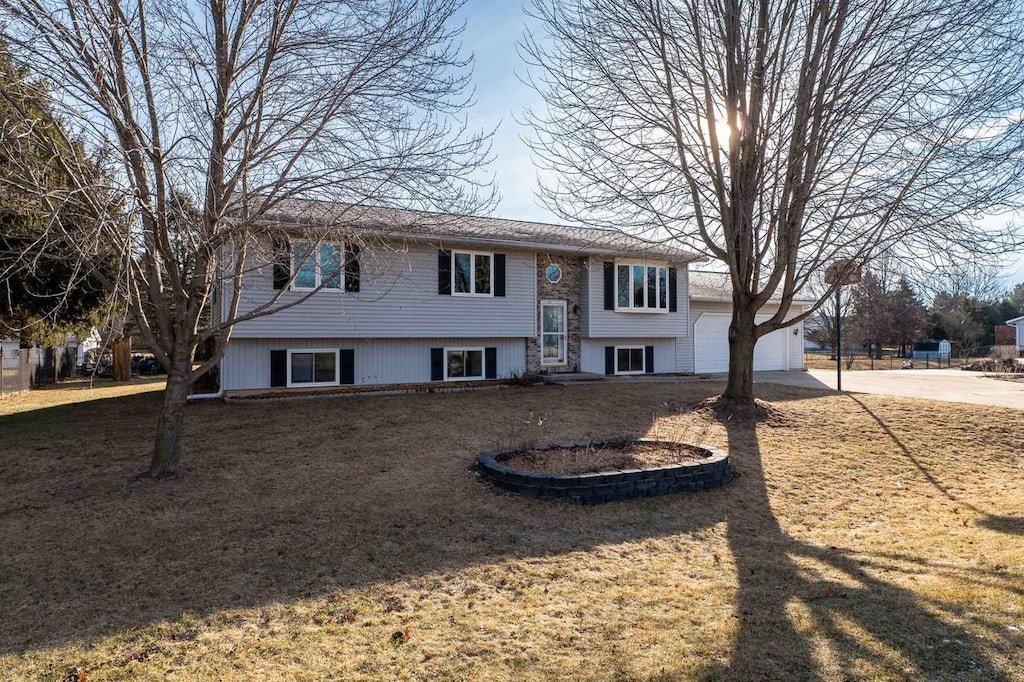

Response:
(616, 346), (645, 374)
(615, 263), (668, 311)
(452, 250), (492, 296)
(445, 347), (484, 380)
(292, 242), (342, 291)
(541, 300), (567, 365)
(287, 349), (339, 386)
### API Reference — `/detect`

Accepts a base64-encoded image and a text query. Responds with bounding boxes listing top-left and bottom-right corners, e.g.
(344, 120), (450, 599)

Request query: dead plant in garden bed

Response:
(502, 440), (710, 475)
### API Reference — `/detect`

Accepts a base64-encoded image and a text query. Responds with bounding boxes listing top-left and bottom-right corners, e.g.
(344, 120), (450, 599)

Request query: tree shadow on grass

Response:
(1, 383), (733, 655)
(850, 394), (1024, 539)
(0, 381), (1016, 681)
(704, 407), (1010, 681)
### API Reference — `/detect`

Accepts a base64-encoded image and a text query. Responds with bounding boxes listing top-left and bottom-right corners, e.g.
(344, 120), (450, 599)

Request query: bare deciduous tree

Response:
(0, 0), (491, 475)
(523, 0), (1024, 405)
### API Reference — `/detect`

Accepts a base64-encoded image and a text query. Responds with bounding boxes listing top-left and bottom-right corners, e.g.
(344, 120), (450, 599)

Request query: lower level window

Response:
(616, 346), (645, 374)
(288, 349), (338, 386)
(446, 348), (484, 380)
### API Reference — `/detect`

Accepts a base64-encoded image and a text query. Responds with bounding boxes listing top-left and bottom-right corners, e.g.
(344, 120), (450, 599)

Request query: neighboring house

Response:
(1006, 316), (1024, 351)
(215, 204), (806, 394)
(0, 336), (18, 357)
(687, 271), (807, 373)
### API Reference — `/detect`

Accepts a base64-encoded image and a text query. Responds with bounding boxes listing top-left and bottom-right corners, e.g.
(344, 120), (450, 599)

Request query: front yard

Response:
(1, 379), (1022, 680)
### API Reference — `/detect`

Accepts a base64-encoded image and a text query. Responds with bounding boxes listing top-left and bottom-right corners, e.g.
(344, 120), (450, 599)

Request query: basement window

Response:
(287, 349), (339, 386)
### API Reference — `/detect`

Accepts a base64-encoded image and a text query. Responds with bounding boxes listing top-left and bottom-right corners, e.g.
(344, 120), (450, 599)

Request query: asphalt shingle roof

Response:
(259, 199), (702, 262)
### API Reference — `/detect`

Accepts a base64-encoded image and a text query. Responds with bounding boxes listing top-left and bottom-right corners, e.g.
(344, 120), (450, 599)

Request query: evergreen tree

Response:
(0, 43), (107, 342)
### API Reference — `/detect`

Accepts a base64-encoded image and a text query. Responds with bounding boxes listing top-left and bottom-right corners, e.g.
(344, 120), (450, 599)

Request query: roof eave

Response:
(256, 218), (705, 263)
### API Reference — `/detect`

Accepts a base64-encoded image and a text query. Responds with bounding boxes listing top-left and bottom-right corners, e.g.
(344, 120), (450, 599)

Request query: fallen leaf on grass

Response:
(332, 608), (357, 624)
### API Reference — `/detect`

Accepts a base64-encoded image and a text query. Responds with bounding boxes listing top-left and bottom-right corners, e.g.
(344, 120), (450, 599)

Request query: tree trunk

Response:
(722, 307), (757, 404)
(149, 362), (191, 477)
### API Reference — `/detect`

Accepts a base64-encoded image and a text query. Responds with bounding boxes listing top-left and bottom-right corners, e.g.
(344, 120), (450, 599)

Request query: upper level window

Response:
(293, 243), (342, 291)
(453, 250), (492, 296)
(616, 263), (668, 311)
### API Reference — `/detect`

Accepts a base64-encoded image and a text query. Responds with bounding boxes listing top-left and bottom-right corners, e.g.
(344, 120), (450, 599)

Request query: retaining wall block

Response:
(476, 439), (734, 504)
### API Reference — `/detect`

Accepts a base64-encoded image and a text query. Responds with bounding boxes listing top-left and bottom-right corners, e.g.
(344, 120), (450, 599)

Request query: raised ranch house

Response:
(212, 204), (806, 395)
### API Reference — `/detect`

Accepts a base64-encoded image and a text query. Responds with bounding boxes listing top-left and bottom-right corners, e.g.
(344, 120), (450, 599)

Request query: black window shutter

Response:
(430, 347), (444, 380)
(668, 267), (678, 312)
(438, 249), (451, 295)
(605, 346), (615, 375)
(340, 349), (355, 384)
(272, 238), (291, 290)
(344, 244), (360, 293)
(603, 262), (615, 310)
(493, 254), (506, 297)
(644, 345), (655, 374)
(485, 347), (497, 379)
(270, 350), (287, 387)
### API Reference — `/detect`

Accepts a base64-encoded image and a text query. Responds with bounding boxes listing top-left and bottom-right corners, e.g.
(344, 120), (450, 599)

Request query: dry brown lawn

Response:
(1, 377), (1022, 681)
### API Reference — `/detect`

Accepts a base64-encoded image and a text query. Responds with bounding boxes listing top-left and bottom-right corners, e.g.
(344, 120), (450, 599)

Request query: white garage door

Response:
(694, 313), (790, 373)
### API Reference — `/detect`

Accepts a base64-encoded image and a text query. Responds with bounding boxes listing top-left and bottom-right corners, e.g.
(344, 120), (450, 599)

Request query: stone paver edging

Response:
(476, 437), (734, 504)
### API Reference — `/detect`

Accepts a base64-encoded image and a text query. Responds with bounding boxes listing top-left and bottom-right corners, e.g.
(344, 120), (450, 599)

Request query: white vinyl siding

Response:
(222, 337), (524, 391)
(579, 338), (675, 375)
(230, 241), (534, 339)
(675, 335), (695, 373)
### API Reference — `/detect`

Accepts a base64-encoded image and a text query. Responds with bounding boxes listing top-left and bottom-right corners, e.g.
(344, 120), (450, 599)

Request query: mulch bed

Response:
(502, 441), (708, 475)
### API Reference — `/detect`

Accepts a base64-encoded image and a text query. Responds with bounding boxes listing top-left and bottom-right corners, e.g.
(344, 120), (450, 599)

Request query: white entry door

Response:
(540, 300), (567, 366)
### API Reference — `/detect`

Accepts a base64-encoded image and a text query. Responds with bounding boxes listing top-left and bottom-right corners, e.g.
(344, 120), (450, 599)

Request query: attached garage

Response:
(687, 270), (807, 374)
(693, 312), (796, 373)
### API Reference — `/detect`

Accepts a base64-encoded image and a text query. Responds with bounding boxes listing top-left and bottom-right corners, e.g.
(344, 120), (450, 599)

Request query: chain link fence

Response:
(805, 345), (1024, 372)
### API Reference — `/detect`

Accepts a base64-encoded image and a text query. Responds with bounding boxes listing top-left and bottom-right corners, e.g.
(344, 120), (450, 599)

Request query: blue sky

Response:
(459, 1), (551, 223)
(457, 1), (1024, 288)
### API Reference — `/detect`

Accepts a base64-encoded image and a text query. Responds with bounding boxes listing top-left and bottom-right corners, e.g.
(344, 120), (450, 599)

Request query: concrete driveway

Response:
(753, 368), (1024, 410)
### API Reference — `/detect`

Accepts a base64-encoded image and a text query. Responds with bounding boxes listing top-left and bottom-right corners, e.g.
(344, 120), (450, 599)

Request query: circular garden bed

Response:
(476, 437), (733, 504)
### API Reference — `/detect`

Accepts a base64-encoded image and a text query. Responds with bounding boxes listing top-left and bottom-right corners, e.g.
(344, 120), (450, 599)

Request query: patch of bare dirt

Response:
(691, 395), (792, 426)
(502, 441), (708, 474)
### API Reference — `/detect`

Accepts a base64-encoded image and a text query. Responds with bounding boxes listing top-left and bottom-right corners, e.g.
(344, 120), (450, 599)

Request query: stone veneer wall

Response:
(526, 255), (584, 374)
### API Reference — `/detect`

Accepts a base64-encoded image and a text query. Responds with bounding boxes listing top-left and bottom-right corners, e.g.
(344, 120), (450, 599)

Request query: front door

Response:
(540, 300), (567, 367)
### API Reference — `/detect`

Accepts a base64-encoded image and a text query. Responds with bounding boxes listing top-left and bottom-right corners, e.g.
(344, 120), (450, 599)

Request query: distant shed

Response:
(911, 339), (951, 360)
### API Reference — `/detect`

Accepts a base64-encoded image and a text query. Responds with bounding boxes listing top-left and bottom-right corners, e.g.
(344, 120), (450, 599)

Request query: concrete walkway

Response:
(753, 368), (1024, 410)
